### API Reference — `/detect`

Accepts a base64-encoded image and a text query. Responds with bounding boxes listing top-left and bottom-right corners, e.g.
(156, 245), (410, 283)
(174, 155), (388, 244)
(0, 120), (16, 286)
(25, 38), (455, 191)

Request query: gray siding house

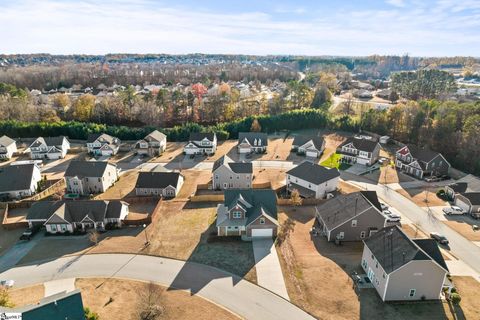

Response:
(28, 136), (70, 160)
(135, 170), (184, 197)
(134, 130), (167, 156)
(212, 155), (253, 190)
(291, 135), (325, 158)
(454, 192), (480, 218)
(396, 145), (450, 179)
(445, 174), (480, 200)
(65, 161), (118, 195)
(362, 226), (449, 301)
(315, 191), (386, 242)
(337, 137), (380, 166)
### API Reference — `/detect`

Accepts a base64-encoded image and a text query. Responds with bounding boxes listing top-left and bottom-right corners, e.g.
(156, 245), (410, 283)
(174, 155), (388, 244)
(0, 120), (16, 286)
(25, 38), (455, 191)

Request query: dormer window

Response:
(232, 211), (242, 219)
(260, 218), (265, 224)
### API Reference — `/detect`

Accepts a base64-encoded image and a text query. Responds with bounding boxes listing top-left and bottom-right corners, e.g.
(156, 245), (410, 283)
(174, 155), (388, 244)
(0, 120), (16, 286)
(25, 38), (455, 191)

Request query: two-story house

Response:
(86, 133), (121, 156)
(64, 161), (118, 195)
(28, 136), (70, 160)
(445, 174), (480, 200)
(135, 170), (184, 197)
(183, 132), (217, 155)
(337, 137), (380, 166)
(0, 135), (17, 159)
(395, 145), (450, 179)
(237, 132), (268, 154)
(134, 130), (167, 156)
(362, 225), (449, 301)
(26, 200), (129, 233)
(286, 161), (340, 198)
(291, 135), (325, 158)
(216, 189), (278, 240)
(212, 155), (253, 190)
(0, 163), (42, 199)
(315, 191), (387, 242)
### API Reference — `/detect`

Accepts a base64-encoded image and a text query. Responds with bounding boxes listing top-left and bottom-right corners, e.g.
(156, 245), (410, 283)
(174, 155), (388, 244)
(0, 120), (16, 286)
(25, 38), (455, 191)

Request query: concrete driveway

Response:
(0, 254), (313, 320)
(252, 238), (289, 300)
(0, 234), (42, 272)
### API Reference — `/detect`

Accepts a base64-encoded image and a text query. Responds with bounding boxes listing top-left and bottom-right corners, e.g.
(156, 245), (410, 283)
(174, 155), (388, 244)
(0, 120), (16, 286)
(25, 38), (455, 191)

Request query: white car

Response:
(0, 280), (14, 288)
(380, 203), (389, 211)
(442, 206), (464, 215)
(382, 209), (392, 215)
(386, 213), (401, 222)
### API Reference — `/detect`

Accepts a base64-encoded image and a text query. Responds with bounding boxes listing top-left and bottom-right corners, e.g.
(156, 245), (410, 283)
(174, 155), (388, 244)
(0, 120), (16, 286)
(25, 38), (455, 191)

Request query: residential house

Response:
(315, 191), (387, 242)
(0, 163), (42, 199)
(395, 145), (450, 179)
(0, 289), (85, 320)
(454, 192), (480, 218)
(337, 137), (380, 166)
(237, 132), (268, 154)
(0, 135), (17, 159)
(86, 133), (121, 156)
(286, 161), (340, 198)
(135, 170), (184, 197)
(26, 200), (129, 233)
(362, 225), (449, 301)
(212, 155), (253, 190)
(28, 136), (70, 160)
(445, 174), (480, 200)
(183, 132), (217, 155)
(216, 189), (278, 240)
(291, 135), (325, 158)
(134, 130), (167, 156)
(64, 161), (118, 195)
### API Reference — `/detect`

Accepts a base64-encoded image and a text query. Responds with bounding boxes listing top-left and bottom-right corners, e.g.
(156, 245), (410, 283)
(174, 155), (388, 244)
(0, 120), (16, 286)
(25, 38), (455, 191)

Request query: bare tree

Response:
(289, 189), (303, 207)
(138, 282), (165, 320)
(89, 230), (100, 246)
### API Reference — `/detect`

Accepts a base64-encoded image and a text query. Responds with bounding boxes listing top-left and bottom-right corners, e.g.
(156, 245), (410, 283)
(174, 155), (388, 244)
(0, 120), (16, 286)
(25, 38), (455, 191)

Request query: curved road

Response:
(0, 254), (314, 320)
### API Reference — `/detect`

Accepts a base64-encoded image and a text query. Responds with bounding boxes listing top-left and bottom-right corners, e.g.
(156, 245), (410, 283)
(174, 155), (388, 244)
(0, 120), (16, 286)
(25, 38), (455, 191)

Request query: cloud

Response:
(0, 0), (478, 56)
(386, 0), (406, 7)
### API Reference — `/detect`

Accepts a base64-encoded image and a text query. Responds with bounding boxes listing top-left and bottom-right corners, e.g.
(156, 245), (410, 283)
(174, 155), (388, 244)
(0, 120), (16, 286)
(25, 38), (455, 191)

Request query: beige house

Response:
(64, 161), (118, 195)
(86, 133), (120, 156)
(0, 135), (17, 159)
(212, 155), (253, 190)
(135, 130), (167, 156)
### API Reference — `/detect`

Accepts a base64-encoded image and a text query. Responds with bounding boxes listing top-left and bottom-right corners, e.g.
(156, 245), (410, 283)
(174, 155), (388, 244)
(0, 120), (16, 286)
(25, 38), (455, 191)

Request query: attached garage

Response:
(455, 193), (480, 218)
(455, 197), (471, 213)
(357, 158), (370, 165)
(251, 228), (273, 238)
(306, 150), (319, 158)
(238, 147), (251, 154)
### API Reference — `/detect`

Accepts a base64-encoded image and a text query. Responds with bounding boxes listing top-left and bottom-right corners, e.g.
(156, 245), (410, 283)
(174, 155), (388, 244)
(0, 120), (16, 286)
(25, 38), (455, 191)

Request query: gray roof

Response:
(224, 189), (278, 225)
(404, 145), (442, 163)
(316, 191), (384, 230)
(87, 133), (119, 145)
(189, 132), (216, 142)
(364, 226), (448, 274)
(30, 136), (68, 148)
(447, 182), (468, 193)
(0, 164), (37, 193)
(135, 171), (182, 189)
(292, 135), (324, 151)
(238, 132), (268, 147)
(287, 161), (340, 185)
(26, 200), (127, 223)
(452, 174), (480, 193)
(459, 192), (480, 205)
(212, 155), (252, 174)
(145, 130), (167, 142)
(339, 137), (379, 153)
(0, 135), (15, 147)
(65, 161), (115, 178)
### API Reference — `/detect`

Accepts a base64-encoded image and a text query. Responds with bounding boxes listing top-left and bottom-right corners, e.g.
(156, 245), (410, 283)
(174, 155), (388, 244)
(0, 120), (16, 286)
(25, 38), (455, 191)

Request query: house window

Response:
(376, 262), (378, 268)
(230, 176), (233, 179)
(360, 231), (366, 238)
(351, 220), (357, 227)
(85, 178), (89, 182)
(237, 176), (239, 179)
(215, 175), (218, 179)
(246, 176), (250, 180)
(98, 178), (101, 182)
(61, 225), (67, 232)
(383, 272), (386, 279)
(409, 289), (416, 297)
(51, 224), (57, 231)
(233, 212), (242, 219)
(260, 218), (265, 224)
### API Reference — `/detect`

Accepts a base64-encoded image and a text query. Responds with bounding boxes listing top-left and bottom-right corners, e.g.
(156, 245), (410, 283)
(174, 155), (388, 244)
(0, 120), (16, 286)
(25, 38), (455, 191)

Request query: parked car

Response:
(380, 203), (389, 211)
(425, 176), (441, 182)
(19, 226), (41, 241)
(430, 232), (449, 245)
(0, 280), (14, 288)
(442, 206), (464, 215)
(382, 209), (392, 215)
(386, 213), (401, 222)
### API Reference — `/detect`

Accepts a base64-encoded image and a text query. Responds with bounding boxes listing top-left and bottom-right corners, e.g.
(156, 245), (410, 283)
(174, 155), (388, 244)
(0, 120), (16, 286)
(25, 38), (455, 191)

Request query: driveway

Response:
(345, 163), (379, 175)
(252, 238), (289, 300)
(0, 254), (313, 320)
(0, 234), (42, 272)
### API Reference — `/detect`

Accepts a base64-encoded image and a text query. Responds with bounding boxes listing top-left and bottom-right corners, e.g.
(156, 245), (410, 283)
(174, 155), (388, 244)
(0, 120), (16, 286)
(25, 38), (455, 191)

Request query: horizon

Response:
(1, 0), (480, 57)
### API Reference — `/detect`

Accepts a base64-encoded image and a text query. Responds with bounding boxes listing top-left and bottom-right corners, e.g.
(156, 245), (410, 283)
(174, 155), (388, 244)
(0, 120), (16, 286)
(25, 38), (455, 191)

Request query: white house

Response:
(64, 161), (118, 195)
(286, 161), (340, 198)
(237, 132), (268, 154)
(337, 136), (380, 166)
(134, 130), (167, 156)
(183, 132), (217, 155)
(0, 135), (17, 159)
(28, 136), (70, 160)
(292, 135), (325, 158)
(86, 133), (120, 156)
(0, 163), (42, 199)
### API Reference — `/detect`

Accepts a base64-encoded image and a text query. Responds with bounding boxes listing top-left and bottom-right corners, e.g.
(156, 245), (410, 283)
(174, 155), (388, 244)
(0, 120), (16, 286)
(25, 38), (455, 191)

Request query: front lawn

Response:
(320, 152), (350, 170)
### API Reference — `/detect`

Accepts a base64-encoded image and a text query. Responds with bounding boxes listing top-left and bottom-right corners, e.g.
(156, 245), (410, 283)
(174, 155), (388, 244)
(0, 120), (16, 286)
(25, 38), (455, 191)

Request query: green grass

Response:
(320, 153), (351, 170)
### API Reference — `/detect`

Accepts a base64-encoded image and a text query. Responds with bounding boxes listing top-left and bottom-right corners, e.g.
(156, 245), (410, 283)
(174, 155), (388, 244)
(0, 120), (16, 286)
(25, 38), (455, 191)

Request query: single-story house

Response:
(64, 161), (118, 195)
(286, 161), (340, 198)
(0, 135), (17, 159)
(0, 163), (42, 199)
(216, 189), (278, 240)
(26, 200), (129, 233)
(237, 132), (268, 154)
(362, 225), (449, 301)
(212, 155), (253, 190)
(183, 132), (217, 155)
(135, 170), (184, 197)
(315, 191), (387, 242)
(134, 130), (167, 156)
(291, 135), (325, 158)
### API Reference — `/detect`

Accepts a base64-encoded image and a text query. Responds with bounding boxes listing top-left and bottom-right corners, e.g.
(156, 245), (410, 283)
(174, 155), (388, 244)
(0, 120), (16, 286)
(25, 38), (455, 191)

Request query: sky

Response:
(1, 0), (479, 56)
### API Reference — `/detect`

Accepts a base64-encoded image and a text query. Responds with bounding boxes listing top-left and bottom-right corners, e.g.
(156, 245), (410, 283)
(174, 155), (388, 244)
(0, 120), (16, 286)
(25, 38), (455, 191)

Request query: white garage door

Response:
(184, 148), (196, 155)
(306, 150), (318, 158)
(239, 147), (251, 154)
(455, 198), (471, 213)
(357, 158), (369, 165)
(251, 229), (273, 238)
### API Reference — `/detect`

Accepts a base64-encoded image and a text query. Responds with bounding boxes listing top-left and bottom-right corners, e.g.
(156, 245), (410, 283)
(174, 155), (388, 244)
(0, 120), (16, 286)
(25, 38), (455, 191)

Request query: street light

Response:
(143, 223), (150, 246)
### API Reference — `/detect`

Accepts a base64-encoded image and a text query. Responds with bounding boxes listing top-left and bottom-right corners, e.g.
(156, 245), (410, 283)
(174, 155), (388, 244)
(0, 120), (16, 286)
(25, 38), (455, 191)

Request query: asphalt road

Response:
(0, 254), (314, 320)
(341, 172), (480, 280)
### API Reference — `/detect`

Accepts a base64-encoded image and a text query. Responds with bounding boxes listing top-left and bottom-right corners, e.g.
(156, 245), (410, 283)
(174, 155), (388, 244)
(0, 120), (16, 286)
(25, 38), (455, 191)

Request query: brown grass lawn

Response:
(364, 166), (415, 185)
(319, 133), (347, 163)
(176, 169), (211, 199)
(9, 284), (45, 307)
(205, 140), (238, 162)
(443, 221), (480, 241)
(397, 188), (447, 207)
(150, 142), (186, 162)
(450, 276), (480, 319)
(0, 209), (24, 256)
(76, 278), (240, 320)
(96, 170), (139, 199)
(338, 180), (362, 194)
(254, 168), (286, 190)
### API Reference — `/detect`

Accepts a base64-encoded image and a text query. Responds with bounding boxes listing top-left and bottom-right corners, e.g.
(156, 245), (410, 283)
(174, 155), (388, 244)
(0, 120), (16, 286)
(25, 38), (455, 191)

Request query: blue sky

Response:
(1, 0), (479, 56)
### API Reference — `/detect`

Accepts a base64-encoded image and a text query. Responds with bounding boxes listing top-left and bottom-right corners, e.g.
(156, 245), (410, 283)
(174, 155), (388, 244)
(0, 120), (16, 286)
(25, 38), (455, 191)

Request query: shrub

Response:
(450, 292), (461, 305)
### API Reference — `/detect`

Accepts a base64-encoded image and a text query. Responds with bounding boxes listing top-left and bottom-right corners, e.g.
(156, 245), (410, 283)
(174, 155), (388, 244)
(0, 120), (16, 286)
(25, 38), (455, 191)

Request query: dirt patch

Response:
(76, 278), (239, 320)
(205, 140), (238, 162)
(397, 188), (447, 207)
(150, 142), (186, 162)
(254, 168), (286, 190)
(96, 170), (139, 199)
(9, 284), (45, 307)
(176, 169), (211, 199)
(338, 180), (362, 194)
(364, 166), (415, 185)
(450, 276), (480, 319)
(401, 223), (427, 239)
(443, 221), (480, 241)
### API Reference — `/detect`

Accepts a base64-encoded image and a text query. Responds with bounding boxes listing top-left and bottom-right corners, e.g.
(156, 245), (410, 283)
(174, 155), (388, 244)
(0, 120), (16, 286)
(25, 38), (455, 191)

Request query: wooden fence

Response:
(253, 181), (272, 189)
(1, 203), (29, 230)
(277, 198), (326, 206)
(190, 194), (224, 202)
(25, 179), (66, 201)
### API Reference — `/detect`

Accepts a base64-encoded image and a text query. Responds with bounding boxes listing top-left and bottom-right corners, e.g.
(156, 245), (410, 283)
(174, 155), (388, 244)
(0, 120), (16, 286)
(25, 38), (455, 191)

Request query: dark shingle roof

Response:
(65, 161), (114, 178)
(413, 239), (449, 272)
(189, 132), (216, 141)
(238, 132), (268, 147)
(287, 161), (340, 185)
(87, 133), (119, 144)
(340, 137), (379, 153)
(135, 172), (182, 189)
(447, 182), (468, 193)
(403, 145), (442, 163)
(224, 189), (277, 224)
(0, 164), (37, 193)
(459, 192), (480, 205)
(212, 155), (252, 174)
(292, 135), (324, 151)
(44, 136), (68, 146)
(316, 191), (384, 230)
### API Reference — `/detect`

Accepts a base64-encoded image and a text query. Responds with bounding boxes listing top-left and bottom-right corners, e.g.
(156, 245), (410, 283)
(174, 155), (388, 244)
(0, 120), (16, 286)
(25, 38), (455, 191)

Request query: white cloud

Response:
(386, 0), (406, 8)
